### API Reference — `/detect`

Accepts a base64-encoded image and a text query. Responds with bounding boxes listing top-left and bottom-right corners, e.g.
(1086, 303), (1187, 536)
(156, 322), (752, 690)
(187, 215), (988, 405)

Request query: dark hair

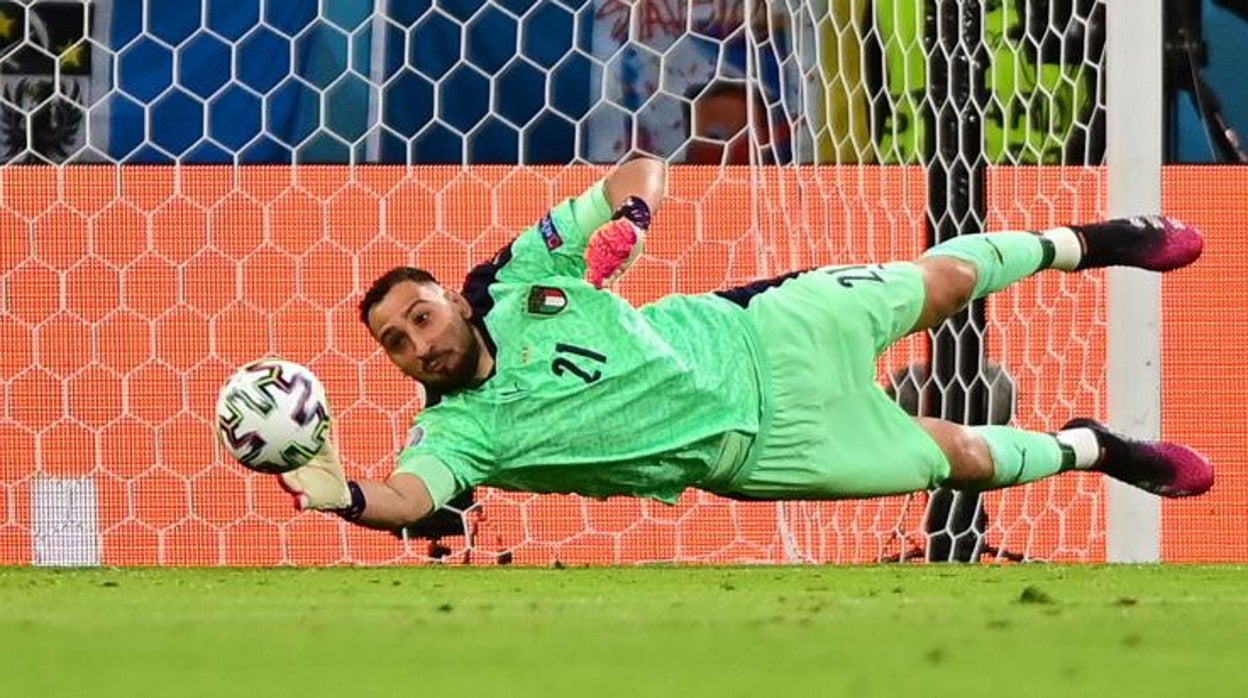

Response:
(359, 266), (439, 327)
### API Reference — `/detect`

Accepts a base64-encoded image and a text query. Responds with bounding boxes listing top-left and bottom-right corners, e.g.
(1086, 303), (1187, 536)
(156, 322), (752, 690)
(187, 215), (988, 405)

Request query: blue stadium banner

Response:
(376, 0), (592, 164)
(84, 0), (377, 163)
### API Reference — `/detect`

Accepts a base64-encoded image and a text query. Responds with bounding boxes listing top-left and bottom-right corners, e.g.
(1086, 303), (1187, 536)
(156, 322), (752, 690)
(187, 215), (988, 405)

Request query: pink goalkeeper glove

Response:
(585, 218), (646, 289)
(585, 196), (651, 289)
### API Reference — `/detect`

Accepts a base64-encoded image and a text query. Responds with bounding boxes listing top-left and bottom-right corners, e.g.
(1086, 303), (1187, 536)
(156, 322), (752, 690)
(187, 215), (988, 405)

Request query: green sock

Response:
(973, 425), (1076, 489)
(923, 232), (1056, 299)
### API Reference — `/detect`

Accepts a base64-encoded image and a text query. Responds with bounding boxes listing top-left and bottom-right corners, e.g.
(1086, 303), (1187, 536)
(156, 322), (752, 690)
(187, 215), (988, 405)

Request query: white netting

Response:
(0, 0), (1108, 565)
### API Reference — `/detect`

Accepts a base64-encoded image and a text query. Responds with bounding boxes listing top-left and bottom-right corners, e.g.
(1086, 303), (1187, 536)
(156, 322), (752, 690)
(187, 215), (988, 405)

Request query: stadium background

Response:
(1, 1), (1246, 565)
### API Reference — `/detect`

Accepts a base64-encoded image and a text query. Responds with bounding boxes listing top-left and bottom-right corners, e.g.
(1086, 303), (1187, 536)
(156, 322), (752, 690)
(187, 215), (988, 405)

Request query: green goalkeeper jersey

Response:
(395, 182), (766, 507)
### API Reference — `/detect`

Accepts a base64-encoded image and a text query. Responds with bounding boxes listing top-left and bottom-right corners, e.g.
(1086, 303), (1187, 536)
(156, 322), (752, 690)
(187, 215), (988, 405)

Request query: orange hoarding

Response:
(0, 164), (1236, 565)
(1162, 167), (1248, 562)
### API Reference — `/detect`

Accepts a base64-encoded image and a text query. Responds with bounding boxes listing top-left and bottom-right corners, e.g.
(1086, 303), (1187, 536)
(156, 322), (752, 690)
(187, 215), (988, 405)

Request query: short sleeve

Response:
(392, 406), (494, 510)
(496, 180), (613, 283)
(395, 451), (463, 510)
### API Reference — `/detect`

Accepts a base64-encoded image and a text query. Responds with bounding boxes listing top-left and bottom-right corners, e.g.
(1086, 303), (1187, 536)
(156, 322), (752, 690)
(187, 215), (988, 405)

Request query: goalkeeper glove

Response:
(585, 196), (650, 289)
(277, 437), (353, 513)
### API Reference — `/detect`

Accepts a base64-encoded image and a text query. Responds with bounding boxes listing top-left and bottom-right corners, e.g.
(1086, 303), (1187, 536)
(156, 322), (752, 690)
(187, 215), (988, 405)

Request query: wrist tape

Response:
(335, 481), (367, 522)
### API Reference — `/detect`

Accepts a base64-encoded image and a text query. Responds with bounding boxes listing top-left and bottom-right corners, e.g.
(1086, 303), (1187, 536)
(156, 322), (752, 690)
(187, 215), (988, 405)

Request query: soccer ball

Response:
(215, 359), (331, 474)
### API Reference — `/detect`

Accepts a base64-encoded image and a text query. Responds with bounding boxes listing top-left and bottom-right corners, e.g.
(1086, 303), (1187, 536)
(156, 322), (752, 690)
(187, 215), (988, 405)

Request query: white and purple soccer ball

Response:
(215, 359), (331, 474)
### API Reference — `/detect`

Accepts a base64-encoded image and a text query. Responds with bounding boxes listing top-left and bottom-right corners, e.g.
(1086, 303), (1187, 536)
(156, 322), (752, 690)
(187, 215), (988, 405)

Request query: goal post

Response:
(1105, 0), (1164, 563)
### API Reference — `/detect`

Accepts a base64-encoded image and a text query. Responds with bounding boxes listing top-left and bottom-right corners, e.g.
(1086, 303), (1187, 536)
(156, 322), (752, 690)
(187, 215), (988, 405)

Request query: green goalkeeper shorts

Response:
(723, 262), (951, 499)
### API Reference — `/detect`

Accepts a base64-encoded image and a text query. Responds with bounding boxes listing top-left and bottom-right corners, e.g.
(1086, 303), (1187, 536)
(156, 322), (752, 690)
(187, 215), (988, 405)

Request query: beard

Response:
(417, 329), (483, 394)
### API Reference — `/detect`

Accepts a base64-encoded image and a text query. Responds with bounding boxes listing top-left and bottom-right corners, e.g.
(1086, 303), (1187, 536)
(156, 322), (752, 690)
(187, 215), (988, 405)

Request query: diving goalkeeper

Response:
(278, 156), (1213, 528)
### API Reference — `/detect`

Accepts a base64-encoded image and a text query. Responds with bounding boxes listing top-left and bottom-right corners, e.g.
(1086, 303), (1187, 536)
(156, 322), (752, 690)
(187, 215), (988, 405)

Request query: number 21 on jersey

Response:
(551, 343), (607, 384)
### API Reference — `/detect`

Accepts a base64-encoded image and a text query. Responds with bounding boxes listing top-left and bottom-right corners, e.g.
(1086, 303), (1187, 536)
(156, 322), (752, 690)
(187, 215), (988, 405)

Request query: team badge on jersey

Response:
(539, 215), (563, 251)
(527, 286), (568, 315)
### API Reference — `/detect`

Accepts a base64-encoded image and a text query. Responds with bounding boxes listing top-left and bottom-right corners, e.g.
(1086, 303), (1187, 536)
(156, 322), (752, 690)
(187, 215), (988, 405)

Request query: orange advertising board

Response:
(0, 164), (1239, 564)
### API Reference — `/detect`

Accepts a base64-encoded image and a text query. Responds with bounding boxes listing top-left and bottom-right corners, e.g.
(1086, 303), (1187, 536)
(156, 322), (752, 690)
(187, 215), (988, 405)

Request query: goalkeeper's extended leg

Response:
(919, 417), (1213, 497)
(1062, 418), (1213, 497)
(909, 216), (1204, 333)
(1060, 216), (1204, 272)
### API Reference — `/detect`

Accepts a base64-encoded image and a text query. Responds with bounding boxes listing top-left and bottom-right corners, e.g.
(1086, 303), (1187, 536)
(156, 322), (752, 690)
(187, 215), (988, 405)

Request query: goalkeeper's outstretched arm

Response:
(584, 156), (667, 288)
(604, 155), (666, 214)
(352, 475), (434, 530)
(278, 443), (435, 530)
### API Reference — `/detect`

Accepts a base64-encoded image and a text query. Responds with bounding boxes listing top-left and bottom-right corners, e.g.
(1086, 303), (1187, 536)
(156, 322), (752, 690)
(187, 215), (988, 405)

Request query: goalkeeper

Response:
(278, 156), (1213, 528)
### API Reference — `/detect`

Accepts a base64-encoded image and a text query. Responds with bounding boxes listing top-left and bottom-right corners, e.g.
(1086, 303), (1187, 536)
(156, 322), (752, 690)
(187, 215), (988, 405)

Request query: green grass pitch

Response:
(2, 565), (1245, 697)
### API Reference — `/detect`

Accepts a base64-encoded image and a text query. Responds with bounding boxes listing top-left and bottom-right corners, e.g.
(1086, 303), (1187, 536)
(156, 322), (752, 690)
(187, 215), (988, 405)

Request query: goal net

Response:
(0, 0), (1109, 565)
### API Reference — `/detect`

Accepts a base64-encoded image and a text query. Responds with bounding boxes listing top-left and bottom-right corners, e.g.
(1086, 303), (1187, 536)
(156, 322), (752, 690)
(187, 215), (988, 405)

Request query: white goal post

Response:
(1106, 0), (1163, 563)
